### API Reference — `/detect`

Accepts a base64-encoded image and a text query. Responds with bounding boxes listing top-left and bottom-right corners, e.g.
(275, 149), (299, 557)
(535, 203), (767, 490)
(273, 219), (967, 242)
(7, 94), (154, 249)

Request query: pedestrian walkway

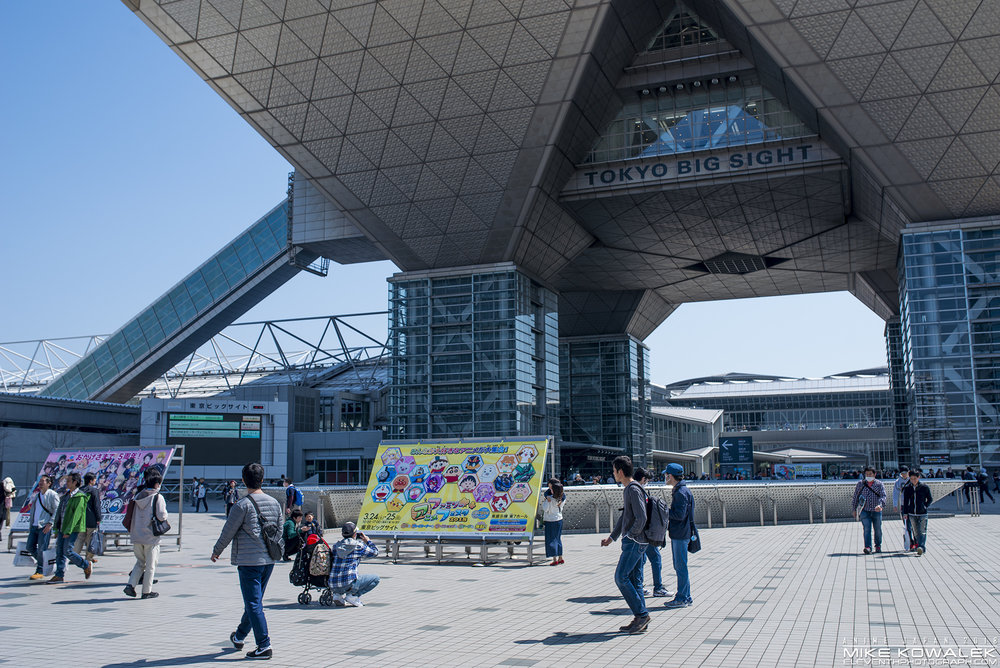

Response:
(1, 511), (997, 667)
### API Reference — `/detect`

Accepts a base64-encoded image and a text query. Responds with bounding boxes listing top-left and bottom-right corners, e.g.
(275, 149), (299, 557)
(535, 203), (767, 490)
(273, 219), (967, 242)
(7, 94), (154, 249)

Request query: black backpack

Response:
(246, 494), (284, 561)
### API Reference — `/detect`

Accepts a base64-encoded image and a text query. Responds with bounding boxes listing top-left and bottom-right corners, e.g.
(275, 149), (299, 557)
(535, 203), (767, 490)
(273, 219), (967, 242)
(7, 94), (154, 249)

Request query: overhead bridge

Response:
(42, 175), (384, 403)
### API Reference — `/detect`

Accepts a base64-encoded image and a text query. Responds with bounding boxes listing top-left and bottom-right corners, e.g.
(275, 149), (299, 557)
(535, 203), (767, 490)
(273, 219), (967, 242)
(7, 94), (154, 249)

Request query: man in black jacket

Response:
(74, 472), (103, 563)
(901, 469), (933, 556)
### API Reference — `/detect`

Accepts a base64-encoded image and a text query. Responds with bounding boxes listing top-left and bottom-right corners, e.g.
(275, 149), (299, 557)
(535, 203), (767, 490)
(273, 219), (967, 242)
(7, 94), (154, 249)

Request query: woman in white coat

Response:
(124, 468), (168, 599)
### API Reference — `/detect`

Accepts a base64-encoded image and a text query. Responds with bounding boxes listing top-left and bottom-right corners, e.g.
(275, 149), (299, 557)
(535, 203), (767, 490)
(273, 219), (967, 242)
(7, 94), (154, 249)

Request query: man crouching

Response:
(329, 522), (379, 607)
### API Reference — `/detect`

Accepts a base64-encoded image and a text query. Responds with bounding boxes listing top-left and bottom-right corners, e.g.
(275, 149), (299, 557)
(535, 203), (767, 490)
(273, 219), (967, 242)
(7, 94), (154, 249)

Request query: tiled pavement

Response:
(1, 507), (998, 667)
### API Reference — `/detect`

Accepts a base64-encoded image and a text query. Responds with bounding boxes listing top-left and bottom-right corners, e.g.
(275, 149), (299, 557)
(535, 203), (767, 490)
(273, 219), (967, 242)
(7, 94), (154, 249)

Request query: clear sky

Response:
(0, 3), (890, 385)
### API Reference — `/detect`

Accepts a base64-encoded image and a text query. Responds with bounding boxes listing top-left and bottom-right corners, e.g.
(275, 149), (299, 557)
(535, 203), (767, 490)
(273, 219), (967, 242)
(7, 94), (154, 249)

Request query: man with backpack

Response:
(328, 521), (380, 607)
(212, 462), (284, 661)
(599, 455), (649, 634)
(663, 463), (694, 609)
(283, 478), (303, 517)
(607, 468), (670, 598)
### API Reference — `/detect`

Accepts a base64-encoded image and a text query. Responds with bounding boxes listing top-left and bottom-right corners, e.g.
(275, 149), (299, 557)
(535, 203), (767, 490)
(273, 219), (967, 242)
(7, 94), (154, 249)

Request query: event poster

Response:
(357, 439), (549, 539)
(13, 448), (175, 533)
(773, 463), (823, 480)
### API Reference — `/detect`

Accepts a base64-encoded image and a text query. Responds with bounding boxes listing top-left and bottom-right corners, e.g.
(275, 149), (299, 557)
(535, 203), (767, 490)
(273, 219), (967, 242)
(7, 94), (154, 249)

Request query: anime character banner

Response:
(13, 448), (175, 533)
(357, 439), (549, 540)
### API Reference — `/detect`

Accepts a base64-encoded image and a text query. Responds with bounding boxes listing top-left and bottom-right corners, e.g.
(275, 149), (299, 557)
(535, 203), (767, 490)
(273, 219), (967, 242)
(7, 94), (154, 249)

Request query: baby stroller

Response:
(289, 534), (334, 606)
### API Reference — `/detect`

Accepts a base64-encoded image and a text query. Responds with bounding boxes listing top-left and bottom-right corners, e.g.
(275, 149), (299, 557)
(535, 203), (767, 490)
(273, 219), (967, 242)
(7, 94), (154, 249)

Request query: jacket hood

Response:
(133, 488), (156, 508)
(335, 536), (361, 558)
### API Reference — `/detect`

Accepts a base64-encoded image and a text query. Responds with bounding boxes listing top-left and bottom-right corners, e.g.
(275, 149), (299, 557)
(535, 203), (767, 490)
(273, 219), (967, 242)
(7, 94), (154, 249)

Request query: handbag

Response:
(150, 493), (171, 536)
(89, 529), (105, 557)
(687, 523), (701, 553)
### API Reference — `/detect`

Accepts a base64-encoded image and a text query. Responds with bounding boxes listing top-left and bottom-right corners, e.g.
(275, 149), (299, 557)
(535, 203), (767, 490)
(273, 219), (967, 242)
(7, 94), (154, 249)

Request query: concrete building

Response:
(21, 0), (999, 473)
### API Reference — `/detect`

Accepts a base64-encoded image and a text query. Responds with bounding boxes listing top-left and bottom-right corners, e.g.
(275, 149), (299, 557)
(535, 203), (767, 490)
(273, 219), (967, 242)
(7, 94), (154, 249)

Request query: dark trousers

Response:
(236, 564), (274, 649)
(226, 502), (235, 517)
(195, 497), (208, 512)
(543, 520), (563, 558)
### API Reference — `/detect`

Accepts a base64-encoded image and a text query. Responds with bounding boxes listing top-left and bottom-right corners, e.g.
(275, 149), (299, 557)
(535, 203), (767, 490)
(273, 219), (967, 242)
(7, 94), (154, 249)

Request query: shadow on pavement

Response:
(567, 595), (619, 604)
(515, 631), (622, 645)
(52, 597), (125, 604)
(102, 649), (239, 666)
(827, 553), (863, 557)
(588, 608), (632, 616)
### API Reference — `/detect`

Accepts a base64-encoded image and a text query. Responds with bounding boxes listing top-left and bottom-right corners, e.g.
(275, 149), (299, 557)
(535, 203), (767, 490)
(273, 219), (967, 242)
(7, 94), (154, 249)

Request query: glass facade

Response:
(644, 3), (719, 53)
(885, 317), (913, 465)
(388, 267), (559, 440)
(45, 201), (290, 401)
(898, 223), (1000, 469)
(559, 335), (651, 467)
(650, 413), (717, 453)
(584, 73), (812, 165)
(304, 457), (373, 485)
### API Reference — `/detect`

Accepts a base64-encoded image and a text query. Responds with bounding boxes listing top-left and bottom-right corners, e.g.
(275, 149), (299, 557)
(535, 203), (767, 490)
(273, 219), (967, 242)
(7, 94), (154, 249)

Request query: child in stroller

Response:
(289, 533), (335, 606)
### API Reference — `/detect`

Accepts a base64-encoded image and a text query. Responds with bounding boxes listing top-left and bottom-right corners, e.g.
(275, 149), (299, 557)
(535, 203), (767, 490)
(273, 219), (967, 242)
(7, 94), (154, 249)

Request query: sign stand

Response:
(172, 444), (185, 550)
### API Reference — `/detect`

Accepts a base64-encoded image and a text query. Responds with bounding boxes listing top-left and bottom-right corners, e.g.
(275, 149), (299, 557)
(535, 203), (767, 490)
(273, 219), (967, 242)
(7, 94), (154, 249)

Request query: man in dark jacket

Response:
(74, 472), (103, 563)
(901, 469), (933, 556)
(663, 463), (694, 609)
(599, 455), (649, 634)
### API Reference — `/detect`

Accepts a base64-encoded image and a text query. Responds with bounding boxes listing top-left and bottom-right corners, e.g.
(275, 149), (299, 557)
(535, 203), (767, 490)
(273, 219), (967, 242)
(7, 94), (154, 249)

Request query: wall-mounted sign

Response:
(719, 436), (753, 465)
(562, 141), (842, 197)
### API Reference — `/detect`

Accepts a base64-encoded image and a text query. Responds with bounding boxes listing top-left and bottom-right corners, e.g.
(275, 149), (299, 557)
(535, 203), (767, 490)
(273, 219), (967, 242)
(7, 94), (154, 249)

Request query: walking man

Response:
(891, 466), (912, 551)
(195, 478), (209, 513)
(599, 455), (649, 634)
(976, 469), (995, 504)
(24, 474), (59, 580)
(50, 472), (93, 583)
(212, 462), (283, 660)
(852, 466), (886, 554)
(631, 468), (669, 597)
(901, 469), (932, 556)
(191, 476), (199, 510)
(663, 463), (694, 609)
(75, 472), (103, 564)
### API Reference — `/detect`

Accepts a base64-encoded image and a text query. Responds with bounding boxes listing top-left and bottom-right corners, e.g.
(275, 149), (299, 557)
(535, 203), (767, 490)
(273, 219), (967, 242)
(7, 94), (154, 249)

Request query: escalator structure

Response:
(42, 174), (384, 403)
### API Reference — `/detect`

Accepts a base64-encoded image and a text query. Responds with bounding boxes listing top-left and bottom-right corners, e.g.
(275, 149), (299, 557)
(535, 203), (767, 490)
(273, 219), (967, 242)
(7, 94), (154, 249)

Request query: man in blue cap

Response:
(663, 463), (694, 609)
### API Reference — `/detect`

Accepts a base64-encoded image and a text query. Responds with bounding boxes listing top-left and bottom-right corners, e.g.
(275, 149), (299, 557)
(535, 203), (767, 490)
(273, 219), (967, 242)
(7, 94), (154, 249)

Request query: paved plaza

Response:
(2, 503), (998, 668)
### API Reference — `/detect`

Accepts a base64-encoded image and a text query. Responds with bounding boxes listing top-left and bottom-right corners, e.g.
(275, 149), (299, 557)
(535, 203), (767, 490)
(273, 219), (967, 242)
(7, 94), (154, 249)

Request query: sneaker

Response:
(29, 573), (45, 580)
(626, 615), (650, 634)
(141, 591), (159, 599)
(84, 561), (93, 579)
(663, 598), (691, 609)
(642, 588), (651, 597)
(557, 558), (564, 564)
(652, 588), (671, 597)
(619, 619), (635, 632)
(332, 593), (346, 607)
(230, 632), (245, 650)
(47, 576), (64, 584)
(344, 594), (364, 607)
(246, 647), (272, 660)
(916, 547), (924, 556)
(863, 547), (872, 555)
(123, 584), (137, 598)
(874, 546), (882, 554)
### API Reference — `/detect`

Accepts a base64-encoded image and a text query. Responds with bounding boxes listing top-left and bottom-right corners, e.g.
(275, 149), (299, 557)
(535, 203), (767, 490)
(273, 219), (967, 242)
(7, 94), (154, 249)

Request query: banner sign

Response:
(562, 140), (842, 197)
(357, 439), (549, 539)
(13, 448), (175, 533)
(773, 463), (823, 479)
(919, 453), (950, 466)
(719, 436), (754, 465)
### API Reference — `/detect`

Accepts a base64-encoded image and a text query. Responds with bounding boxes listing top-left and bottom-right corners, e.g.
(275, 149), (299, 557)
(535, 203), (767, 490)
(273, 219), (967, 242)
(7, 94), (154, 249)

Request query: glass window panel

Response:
(217, 245), (247, 285)
(137, 307), (165, 349)
(233, 233), (264, 273)
(200, 258), (231, 301)
(184, 272), (214, 313)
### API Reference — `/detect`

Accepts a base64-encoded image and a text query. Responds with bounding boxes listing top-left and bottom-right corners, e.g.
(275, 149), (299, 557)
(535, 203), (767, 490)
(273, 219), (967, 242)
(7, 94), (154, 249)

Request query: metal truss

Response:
(0, 312), (389, 400)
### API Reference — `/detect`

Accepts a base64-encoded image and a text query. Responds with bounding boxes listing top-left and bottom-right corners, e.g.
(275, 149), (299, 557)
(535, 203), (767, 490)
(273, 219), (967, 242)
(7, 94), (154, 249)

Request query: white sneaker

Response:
(332, 593), (346, 607)
(344, 594), (364, 607)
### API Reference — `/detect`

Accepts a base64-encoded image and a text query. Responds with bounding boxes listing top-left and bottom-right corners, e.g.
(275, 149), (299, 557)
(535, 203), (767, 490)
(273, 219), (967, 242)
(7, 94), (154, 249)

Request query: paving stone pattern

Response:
(0, 510), (997, 667)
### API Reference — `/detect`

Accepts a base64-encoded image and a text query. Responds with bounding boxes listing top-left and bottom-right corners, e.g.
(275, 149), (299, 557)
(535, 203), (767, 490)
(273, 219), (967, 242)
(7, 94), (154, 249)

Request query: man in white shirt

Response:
(25, 475), (60, 580)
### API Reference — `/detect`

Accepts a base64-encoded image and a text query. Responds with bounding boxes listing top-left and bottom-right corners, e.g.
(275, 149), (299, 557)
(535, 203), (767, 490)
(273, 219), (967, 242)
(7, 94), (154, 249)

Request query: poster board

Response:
(12, 447), (175, 533)
(357, 438), (549, 539)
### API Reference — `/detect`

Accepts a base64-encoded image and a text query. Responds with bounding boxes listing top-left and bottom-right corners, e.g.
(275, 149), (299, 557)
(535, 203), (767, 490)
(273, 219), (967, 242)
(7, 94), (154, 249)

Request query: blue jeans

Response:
(860, 510), (883, 549)
(55, 532), (87, 577)
(908, 515), (927, 550)
(544, 520), (563, 558)
(236, 564), (274, 649)
(329, 573), (380, 597)
(26, 525), (52, 574)
(670, 538), (691, 602)
(639, 543), (663, 591)
(614, 538), (647, 617)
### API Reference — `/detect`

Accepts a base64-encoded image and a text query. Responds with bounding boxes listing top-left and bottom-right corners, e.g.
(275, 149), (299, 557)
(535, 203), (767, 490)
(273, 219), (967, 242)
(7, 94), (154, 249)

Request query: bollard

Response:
(821, 497), (827, 523)
(807, 498), (814, 524)
(758, 499), (764, 526)
(722, 501), (727, 528)
(595, 504), (601, 534)
(772, 499), (778, 526)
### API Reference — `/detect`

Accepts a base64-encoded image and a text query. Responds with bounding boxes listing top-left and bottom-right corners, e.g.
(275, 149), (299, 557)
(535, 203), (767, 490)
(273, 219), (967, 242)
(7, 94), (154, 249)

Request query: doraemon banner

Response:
(358, 438), (550, 539)
(12, 448), (175, 533)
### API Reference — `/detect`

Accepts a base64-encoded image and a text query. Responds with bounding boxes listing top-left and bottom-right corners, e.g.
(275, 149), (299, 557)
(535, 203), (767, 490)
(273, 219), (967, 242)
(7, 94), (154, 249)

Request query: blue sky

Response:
(0, 3), (890, 384)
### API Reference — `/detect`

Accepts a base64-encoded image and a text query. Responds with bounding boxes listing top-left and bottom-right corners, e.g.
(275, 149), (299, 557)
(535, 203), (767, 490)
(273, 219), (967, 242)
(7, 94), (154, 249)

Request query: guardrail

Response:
(253, 479), (968, 532)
